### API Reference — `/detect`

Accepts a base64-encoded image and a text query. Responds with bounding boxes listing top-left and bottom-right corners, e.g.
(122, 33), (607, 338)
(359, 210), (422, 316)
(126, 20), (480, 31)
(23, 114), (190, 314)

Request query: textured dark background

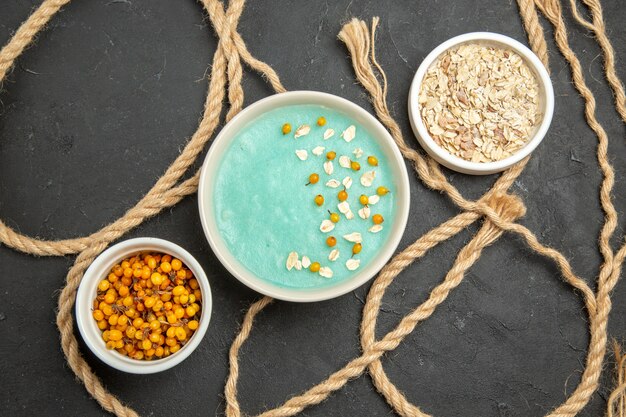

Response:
(0, 1), (625, 416)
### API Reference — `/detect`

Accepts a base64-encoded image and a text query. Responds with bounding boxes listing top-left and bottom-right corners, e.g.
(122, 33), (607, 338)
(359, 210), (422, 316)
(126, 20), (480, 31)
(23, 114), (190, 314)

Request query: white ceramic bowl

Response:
(198, 91), (410, 302)
(408, 32), (554, 175)
(75, 237), (212, 374)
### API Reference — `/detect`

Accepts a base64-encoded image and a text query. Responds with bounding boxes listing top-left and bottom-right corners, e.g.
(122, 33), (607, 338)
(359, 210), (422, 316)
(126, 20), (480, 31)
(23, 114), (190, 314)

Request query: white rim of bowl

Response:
(75, 237), (212, 374)
(408, 32), (554, 175)
(198, 91), (410, 302)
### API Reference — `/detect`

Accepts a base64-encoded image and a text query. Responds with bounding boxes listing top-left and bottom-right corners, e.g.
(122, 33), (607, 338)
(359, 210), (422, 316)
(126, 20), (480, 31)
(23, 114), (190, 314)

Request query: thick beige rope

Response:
(0, 0), (623, 416)
(608, 340), (626, 417)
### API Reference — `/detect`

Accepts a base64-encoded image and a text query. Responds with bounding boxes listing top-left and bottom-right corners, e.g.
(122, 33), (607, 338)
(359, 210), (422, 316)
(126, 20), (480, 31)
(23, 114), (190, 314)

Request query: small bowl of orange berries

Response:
(76, 237), (212, 373)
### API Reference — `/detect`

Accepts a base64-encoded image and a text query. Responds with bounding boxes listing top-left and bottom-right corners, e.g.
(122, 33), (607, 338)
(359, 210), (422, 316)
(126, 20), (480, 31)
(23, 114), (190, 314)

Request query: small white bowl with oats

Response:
(408, 32), (554, 175)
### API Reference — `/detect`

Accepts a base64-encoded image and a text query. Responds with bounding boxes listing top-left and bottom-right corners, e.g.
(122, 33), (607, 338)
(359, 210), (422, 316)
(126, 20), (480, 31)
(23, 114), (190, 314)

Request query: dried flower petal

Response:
(326, 179), (340, 188)
(345, 210), (355, 220)
(295, 149), (308, 161)
(339, 155), (351, 169)
(323, 128), (335, 140)
(337, 201), (350, 214)
(294, 124), (311, 138)
(295, 260), (302, 270)
(342, 176), (353, 189)
(312, 146), (325, 156)
(358, 206), (371, 219)
(341, 125), (356, 142)
(346, 259), (360, 271)
(301, 256), (311, 269)
(353, 148), (364, 158)
(369, 224), (383, 233)
(319, 267), (333, 278)
(360, 170), (376, 187)
(368, 195), (380, 205)
(286, 252), (298, 271)
(343, 232), (362, 243)
(324, 161), (334, 175)
(320, 219), (335, 233)
(328, 249), (339, 262)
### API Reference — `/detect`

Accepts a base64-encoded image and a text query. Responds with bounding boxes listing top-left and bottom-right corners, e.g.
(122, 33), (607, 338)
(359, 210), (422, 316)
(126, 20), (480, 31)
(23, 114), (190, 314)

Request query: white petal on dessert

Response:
(369, 224), (383, 233)
(358, 206), (371, 219)
(345, 210), (355, 220)
(312, 146), (325, 156)
(319, 267), (333, 278)
(368, 195), (380, 205)
(324, 161), (334, 175)
(325, 179), (340, 188)
(328, 249), (339, 262)
(295, 149), (308, 161)
(320, 219), (335, 233)
(343, 232), (362, 243)
(294, 124), (311, 138)
(286, 251), (298, 271)
(341, 125), (356, 142)
(346, 259), (361, 271)
(337, 201), (350, 214)
(301, 256), (311, 269)
(353, 147), (364, 159)
(339, 155), (351, 169)
(342, 176), (353, 189)
(323, 128), (335, 140)
(295, 259), (302, 270)
(360, 170), (376, 187)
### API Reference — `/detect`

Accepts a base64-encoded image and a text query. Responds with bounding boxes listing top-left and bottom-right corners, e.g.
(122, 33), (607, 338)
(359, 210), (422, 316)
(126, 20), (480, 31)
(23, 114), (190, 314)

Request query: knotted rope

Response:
(0, 0), (623, 416)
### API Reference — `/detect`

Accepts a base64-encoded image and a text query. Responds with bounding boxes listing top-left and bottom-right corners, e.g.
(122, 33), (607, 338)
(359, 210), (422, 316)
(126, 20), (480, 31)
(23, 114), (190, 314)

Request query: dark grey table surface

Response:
(1, 1), (625, 416)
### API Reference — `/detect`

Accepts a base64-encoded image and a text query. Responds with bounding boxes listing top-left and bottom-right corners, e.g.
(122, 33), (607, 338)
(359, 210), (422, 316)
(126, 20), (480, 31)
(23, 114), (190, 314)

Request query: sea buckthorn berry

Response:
(326, 236), (337, 247)
(352, 243), (362, 255)
(162, 255), (172, 263)
(93, 310), (104, 321)
(179, 294), (189, 305)
(104, 292), (116, 304)
(143, 297), (156, 309)
(338, 189), (348, 201)
(108, 329), (123, 341)
(351, 161), (361, 171)
(175, 327), (187, 341)
(310, 262), (321, 273)
(188, 320), (199, 330)
(282, 123), (292, 135)
(172, 285), (185, 297)
(150, 272), (163, 286)
(376, 186), (389, 196)
(317, 116), (326, 126)
(98, 280), (110, 292)
(161, 262), (172, 273)
(307, 173), (319, 186)
(329, 211), (340, 223)
(185, 306), (196, 317)
(166, 327), (176, 338)
(189, 279), (199, 289)
(97, 320), (108, 330)
(108, 314), (119, 326)
(314, 194), (324, 206)
(359, 195), (369, 205)
(326, 151), (336, 160)
(372, 214), (384, 224)
(171, 259), (182, 271)
(367, 156), (379, 166)
(147, 258), (157, 269)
